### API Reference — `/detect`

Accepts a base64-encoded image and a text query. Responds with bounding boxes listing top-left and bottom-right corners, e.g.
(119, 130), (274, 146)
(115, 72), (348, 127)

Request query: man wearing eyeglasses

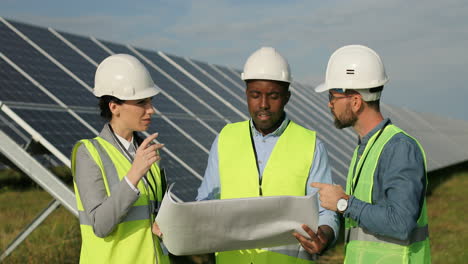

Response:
(307, 45), (431, 263)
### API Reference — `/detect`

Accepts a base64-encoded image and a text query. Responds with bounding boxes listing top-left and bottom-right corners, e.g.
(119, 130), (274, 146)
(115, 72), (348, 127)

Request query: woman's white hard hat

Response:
(93, 54), (161, 100)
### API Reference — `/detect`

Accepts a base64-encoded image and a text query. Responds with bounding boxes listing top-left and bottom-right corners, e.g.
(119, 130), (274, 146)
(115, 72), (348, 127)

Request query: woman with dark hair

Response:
(71, 54), (170, 264)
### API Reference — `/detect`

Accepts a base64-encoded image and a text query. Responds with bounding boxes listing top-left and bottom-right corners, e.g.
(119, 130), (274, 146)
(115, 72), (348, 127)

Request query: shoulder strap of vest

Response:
(349, 123), (397, 196)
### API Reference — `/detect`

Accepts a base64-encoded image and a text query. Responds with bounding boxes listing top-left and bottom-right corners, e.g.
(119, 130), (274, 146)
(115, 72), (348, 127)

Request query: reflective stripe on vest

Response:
(348, 225), (429, 246)
(344, 124), (431, 264)
(78, 201), (162, 226)
(217, 120), (317, 264)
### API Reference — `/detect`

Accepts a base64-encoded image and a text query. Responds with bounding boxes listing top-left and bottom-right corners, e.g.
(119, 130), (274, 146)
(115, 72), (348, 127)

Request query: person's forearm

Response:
(89, 181), (139, 237)
(318, 225), (335, 251)
(345, 196), (418, 240)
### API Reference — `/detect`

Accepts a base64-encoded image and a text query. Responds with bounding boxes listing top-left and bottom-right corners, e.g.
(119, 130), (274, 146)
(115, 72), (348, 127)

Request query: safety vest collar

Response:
(357, 118), (392, 146)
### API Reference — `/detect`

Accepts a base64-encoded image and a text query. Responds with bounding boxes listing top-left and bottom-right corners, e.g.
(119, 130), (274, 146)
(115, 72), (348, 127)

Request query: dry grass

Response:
(0, 189), (80, 263)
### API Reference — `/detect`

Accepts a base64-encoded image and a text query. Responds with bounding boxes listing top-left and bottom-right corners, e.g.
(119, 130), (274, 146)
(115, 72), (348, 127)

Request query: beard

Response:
(333, 106), (358, 129)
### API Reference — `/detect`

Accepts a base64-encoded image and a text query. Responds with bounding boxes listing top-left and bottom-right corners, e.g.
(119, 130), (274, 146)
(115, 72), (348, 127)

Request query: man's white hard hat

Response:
(93, 54), (161, 100)
(315, 45), (388, 101)
(241, 46), (292, 83)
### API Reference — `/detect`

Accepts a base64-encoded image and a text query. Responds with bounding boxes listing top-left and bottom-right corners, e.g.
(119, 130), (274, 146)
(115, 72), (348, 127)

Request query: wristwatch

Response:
(337, 197), (349, 213)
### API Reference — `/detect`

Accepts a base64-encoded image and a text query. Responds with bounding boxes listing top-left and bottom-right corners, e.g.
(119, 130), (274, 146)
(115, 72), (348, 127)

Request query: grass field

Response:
(0, 188), (81, 263)
(1, 170), (467, 263)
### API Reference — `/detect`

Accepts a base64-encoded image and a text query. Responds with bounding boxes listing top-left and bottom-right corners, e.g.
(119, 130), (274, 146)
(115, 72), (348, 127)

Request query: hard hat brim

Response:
(93, 84), (161, 100)
(125, 84), (161, 100)
(314, 83), (328, 93)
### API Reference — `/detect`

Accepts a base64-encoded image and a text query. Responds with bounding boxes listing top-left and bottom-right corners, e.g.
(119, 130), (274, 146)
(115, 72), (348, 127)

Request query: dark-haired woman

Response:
(71, 54), (170, 264)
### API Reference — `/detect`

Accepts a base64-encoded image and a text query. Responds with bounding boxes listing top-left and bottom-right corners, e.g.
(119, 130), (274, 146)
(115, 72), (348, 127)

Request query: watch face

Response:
(337, 198), (348, 212)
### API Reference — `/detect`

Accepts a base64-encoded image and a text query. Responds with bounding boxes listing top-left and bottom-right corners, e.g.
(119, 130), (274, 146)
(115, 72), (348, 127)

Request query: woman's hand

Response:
(127, 133), (164, 186)
(152, 222), (163, 237)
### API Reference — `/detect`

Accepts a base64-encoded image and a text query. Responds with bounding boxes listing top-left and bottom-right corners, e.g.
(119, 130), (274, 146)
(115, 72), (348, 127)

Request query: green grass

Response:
(1, 171), (467, 263)
(426, 171), (468, 263)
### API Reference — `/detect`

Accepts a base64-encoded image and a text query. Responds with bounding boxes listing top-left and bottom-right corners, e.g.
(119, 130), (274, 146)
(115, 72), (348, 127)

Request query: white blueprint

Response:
(156, 185), (318, 255)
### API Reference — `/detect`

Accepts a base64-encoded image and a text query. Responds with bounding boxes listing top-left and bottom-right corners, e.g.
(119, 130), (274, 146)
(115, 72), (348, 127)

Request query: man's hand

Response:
(311, 182), (347, 212)
(293, 225), (335, 255)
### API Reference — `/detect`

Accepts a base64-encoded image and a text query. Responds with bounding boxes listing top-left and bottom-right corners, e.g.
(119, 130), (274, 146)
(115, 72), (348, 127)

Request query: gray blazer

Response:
(74, 124), (140, 237)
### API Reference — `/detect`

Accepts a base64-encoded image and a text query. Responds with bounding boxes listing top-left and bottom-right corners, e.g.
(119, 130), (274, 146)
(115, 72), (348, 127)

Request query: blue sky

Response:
(2, 0), (468, 121)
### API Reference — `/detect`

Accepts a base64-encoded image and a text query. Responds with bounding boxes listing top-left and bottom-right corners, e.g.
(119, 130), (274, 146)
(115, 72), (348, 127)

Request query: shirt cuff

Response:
(124, 176), (140, 195)
(344, 195), (365, 220)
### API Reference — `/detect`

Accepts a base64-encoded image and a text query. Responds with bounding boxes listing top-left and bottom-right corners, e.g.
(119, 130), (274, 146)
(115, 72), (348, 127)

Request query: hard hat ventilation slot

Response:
(346, 69), (355, 75)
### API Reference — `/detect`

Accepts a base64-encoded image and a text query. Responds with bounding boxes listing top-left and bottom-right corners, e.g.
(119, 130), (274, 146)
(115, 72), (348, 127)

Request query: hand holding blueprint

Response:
(155, 185), (318, 255)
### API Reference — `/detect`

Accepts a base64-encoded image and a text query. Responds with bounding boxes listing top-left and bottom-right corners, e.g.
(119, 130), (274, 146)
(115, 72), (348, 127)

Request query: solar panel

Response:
(134, 48), (228, 125)
(56, 30), (110, 65)
(218, 66), (246, 89)
(2, 17), (468, 260)
(11, 107), (95, 155)
(192, 60), (247, 101)
(2, 17), (468, 200)
(168, 56), (248, 119)
(0, 58), (56, 105)
(9, 20), (95, 88)
(0, 20), (95, 108)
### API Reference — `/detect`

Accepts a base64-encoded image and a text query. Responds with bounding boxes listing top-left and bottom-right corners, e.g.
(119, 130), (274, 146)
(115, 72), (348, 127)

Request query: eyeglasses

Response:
(328, 91), (353, 102)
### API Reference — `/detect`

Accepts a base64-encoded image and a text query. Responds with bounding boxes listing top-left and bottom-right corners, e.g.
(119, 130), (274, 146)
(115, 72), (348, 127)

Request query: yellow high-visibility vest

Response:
(217, 120), (316, 264)
(71, 137), (170, 264)
(345, 124), (431, 264)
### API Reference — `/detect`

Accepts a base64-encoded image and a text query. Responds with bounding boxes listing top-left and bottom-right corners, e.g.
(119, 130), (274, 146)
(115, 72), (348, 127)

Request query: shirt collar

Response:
(114, 132), (134, 151)
(358, 118), (392, 145)
(250, 113), (290, 137)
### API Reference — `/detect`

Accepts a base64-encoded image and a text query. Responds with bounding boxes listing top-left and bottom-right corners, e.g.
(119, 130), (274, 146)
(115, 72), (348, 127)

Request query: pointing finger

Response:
(311, 182), (327, 189)
(140, 133), (159, 149)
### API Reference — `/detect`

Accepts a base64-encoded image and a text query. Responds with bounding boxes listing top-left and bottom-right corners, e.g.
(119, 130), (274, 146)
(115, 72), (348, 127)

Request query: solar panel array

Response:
(1, 17), (468, 203)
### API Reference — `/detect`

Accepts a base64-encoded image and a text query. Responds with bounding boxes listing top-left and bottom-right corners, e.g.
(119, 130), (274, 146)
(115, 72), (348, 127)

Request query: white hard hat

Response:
(315, 45), (388, 101)
(93, 54), (161, 100)
(241, 46), (292, 83)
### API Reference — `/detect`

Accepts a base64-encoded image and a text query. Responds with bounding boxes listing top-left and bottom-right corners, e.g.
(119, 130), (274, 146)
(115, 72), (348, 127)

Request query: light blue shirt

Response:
(197, 115), (339, 241)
